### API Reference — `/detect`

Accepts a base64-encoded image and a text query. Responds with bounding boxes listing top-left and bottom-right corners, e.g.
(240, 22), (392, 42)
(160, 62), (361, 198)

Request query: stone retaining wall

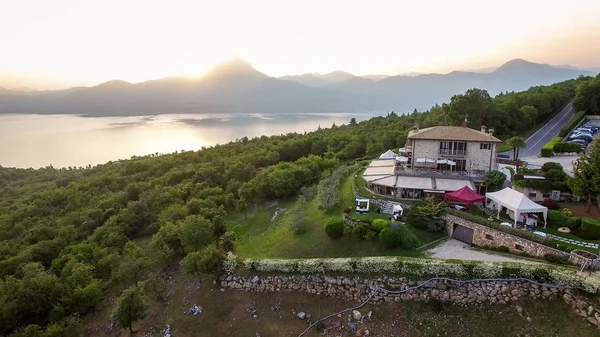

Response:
(220, 274), (560, 305)
(445, 214), (568, 258)
(219, 274), (600, 328)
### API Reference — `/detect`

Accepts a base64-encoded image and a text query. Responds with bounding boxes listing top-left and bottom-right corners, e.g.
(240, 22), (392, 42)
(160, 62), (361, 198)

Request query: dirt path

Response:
(425, 239), (543, 264)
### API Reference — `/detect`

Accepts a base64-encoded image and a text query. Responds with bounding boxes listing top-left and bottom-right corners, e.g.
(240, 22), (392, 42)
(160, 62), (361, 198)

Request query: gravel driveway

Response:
(425, 239), (542, 264)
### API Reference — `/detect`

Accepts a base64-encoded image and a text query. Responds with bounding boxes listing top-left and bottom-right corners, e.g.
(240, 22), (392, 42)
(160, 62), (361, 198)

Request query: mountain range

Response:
(0, 59), (596, 116)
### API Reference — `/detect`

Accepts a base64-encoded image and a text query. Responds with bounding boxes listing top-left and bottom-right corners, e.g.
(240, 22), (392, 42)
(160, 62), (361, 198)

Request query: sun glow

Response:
(1, 0), (599, 89)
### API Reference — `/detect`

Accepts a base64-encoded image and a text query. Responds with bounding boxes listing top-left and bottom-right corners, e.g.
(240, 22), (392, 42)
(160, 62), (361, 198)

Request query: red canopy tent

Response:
(444, 186), (485, 210)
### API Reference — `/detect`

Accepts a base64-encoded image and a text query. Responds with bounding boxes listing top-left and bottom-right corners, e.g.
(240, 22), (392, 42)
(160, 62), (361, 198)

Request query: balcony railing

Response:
(439, 149), (467, 156)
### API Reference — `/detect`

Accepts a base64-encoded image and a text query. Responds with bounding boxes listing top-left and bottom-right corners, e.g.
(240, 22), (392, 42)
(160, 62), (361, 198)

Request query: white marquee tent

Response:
(379, 149), (396, 160)
(485, 187), (548, 227)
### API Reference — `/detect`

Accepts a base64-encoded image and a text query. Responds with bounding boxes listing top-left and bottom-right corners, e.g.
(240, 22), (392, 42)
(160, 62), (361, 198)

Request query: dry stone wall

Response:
(220, 274), (600, 328)
(220, 274), (561, 305)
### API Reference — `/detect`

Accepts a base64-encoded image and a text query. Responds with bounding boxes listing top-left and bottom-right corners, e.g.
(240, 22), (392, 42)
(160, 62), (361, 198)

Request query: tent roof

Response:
(486, 187), (548, 222)
(379, 149), (396, 160)
(445, 186), (485, 203)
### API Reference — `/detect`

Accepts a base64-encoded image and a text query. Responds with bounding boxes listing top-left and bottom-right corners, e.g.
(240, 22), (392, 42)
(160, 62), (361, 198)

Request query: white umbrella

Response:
(436, 159), (456, 165)
(395, 156), (409, 162)
(416, 157), (436, 163)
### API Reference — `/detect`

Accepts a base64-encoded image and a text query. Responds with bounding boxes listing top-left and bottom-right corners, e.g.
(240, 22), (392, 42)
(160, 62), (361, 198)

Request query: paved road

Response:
(501, 102), (575, 158)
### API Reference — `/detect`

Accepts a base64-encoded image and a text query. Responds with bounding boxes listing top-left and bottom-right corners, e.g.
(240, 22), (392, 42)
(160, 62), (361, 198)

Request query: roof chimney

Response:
(481, 125), (487, 133)
(413, 125), (419, 132)
(488, 128), (495, 136)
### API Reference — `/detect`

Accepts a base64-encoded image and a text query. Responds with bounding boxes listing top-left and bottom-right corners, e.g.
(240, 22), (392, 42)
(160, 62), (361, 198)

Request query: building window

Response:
(485, 234), (494, 240)
(515, 244), (525, 251)
(542, 193), (550, 198)
(528, 193), (537, 198)
(480, 143), (492, 150)
(439, 141), (467, 155)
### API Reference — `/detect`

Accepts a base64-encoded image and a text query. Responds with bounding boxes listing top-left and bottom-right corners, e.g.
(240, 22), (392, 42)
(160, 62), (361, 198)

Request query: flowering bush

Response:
(223, 251), (239, 275)
(561, 208), (573, 217)
(241, 256), (598, 293)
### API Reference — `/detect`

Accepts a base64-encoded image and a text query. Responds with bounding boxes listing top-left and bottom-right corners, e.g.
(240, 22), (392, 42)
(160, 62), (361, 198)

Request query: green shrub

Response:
(541, 198), (560, 210)
(558, 111), (586, 137)
(364, 230), (377, 241)
(498, 245), (510, 253)
(352, 223), (370, 240)
(553, 142), (583, 153)
(547, 209), (568, 227)
(566, 216), (582, 231)
(397, 223), (421, 250)
(540, 145), (554, 157)
(324, 217), (344, 239)
(580, 218), (600, 240)
(543, 254), (570, 265)
(543, 169), (568, 182)
(379, 228), (402, 249)
(541, 162), (563, 172)
(372, 219), (390, 232)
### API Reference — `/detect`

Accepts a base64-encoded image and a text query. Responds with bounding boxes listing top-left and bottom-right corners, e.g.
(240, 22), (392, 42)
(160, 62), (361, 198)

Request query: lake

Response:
(0, 112), (381, 168)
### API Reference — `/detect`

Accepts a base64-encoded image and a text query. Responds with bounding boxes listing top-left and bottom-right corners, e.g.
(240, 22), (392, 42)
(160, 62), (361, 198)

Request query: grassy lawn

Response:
(558, 202), (600, 219)
(230, 173), (445, 259)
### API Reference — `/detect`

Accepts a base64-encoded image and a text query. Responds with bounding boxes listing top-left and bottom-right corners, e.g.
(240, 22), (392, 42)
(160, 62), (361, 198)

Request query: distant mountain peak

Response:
(203, 59), (268, 81)
(93, 80), (132, 89)
(320, 70), (356, 82)
(493, 59), (545, 73)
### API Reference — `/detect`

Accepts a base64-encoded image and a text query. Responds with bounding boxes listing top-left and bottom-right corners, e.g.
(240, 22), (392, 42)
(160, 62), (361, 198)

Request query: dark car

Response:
(582, 124), (599, 132)
(568, 134), (593, 142)
(569, 140), (588, 148)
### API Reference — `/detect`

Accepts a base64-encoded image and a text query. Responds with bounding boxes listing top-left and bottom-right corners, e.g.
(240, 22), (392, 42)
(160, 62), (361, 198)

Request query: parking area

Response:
(522, 119), (600, 175)
(425, 239), (542, 264)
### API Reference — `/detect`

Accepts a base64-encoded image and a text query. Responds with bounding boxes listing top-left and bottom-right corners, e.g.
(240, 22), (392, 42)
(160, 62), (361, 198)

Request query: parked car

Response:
(582, 124), (599, 132)
(568, 134), (593, 142)
(569, 139), (588, 148)
(572, 128), (593, 134)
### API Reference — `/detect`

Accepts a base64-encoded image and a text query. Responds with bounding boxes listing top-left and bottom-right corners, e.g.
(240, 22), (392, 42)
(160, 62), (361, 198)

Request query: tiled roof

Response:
(407, 126), (502, 143)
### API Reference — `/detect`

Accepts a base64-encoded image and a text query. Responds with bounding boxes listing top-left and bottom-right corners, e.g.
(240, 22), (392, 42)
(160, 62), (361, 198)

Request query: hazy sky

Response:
(2, 0), (600, 89)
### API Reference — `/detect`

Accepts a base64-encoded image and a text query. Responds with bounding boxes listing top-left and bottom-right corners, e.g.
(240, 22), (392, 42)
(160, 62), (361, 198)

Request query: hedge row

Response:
(580, 218), (600, 240)
(541, 137), (563, 157)
(511, 178), (570, 193)
(547, 210), (582, 230)
(554, 142), (584, 154)
(558, 111), (586, 138)
(242, 257), (600, 293)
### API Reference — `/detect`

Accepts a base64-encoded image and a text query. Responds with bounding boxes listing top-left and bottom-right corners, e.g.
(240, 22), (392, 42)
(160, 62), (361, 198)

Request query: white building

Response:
(362, 125), (502, 200)
(406, 125), (502, 172)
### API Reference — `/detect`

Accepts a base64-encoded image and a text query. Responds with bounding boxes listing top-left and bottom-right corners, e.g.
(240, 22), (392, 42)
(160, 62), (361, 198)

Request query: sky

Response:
(1, 0), (600, 89)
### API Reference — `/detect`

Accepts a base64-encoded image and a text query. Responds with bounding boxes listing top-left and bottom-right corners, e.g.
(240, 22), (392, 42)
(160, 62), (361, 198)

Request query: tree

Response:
(179, 215), (214, 252)
(505, 136), (527, 161)
(568, 140), (600, 212)
(484, 170), (507, 190)
(182, 244), (225, 282)
(443, 88), (494, 127)
(113, 286), (147, 333)
(349, 117), (357, 125)
(574, 74), (600, 115)
(324, 217), (344, 239)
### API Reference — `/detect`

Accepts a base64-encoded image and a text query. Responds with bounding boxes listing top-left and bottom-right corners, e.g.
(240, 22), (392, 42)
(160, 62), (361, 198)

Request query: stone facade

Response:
(411, 139), (497, 172)
(445, 214), (570, 259)
(220, 274), (561, 305)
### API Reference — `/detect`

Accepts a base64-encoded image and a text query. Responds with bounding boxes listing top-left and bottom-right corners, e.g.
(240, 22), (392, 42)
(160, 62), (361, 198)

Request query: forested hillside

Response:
(0, 76), (592, 335)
